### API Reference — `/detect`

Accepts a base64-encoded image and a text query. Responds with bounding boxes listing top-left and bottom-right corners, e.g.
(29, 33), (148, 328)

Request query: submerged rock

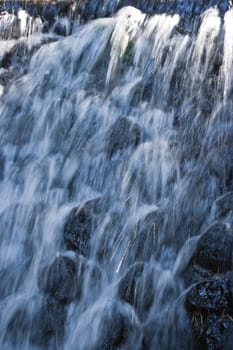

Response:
(64, 197), (101, 256)
(195, 223), (233, 273)
(92, 301), (141, 350)
(106, 117), (142, 158)
(0, 151), (5, 180)
(29, 297), (66, 347)
(6, 296), (66, 348)
(185, 278), (230, 312)
(38, 255), (77, 303)
(200, 314), (233, 350)
(213, 192), (233, 223)
(131, 209), (164, 262)
(118, 263), (154, 319)
(53, 18), (71, 36)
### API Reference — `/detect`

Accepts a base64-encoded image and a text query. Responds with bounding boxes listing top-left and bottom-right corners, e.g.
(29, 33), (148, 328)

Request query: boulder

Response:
(6, 296), (66, 348)
(53, 18), (71, 36)
(92, 301), (140, 350)
(118, 263), (154, 319)
(130, 209), (164, 263)
(185, 278), (230, 312)
(0, 151), (4, 180)
(181, 261), (213, 288)
(64, 197), (101, 256)
(38, 255), (77, 303)
(200, 314), (233, 350)
(195, 223), (233, 273)
(29, 297), (66, 347)
(106, 117), (141, 158)
(213, 192), (233, 223)
(1, 42), (28, 69)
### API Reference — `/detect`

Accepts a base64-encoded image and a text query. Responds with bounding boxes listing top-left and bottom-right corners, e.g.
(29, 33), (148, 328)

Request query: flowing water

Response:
(0, 4), (233, 350)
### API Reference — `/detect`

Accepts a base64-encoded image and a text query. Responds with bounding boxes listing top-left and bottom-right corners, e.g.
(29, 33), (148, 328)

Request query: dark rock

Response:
(213, 192), (233, 222)
(195, 223), (233, 273)
(94, 301), (140, 350)
(185, 278), (230, 312)
(53, 18), (71, 36)
(0, 68), (20, 86)
(41, 4), (57, 24)
(0, 151), (4, 180)
(181, 261), (213, 288)
(6, 296), (66, 348)
(64, 197), (101, 256)
(206, 132), (233, 191)
(38, 255), (77, 303)
(1, 42), (28, 69)
(130, 209), (164, 263)
(106, 117), (141, 158)
(118, 263), (154, 319)
(29, 297), (66, 347)
(6, 305), (29, 345)
(225, 272), (233, 310)
(201, 314), (233, 350)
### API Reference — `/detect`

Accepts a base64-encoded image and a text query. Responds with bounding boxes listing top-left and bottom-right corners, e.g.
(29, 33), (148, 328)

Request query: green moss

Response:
(123, 40), (135, 64)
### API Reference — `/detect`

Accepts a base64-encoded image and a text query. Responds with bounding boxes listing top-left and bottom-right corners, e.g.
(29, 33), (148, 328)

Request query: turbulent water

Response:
(0, 4), (233, 350)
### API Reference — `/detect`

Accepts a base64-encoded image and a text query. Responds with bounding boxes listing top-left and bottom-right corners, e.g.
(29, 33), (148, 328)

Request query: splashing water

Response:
(0, 4), (233, 350)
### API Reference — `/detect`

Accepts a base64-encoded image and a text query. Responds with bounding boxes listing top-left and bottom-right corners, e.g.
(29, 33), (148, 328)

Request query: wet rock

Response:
(41, 4), (57, 24)
(7, 296), (66, 348)
(1, 42), (28, 69)
(6, 306), (29, 345)
(0, 68), (20, 86)
(206, 132), (233, 191)
(195, 223), (233, 273)
(181, 261), (213, 288)
(53, 18), (71, 36)
(0, 151), (4, 180)
(29, 297), (66, 347)
(130, 209), (164, 263)
(106, 117), (141, 158)
(64, 197), (101, 256)
(200, 314), (233, 350)
(38, 255), (77, 303)
(118, 263), (154, 319)
(213, 192), (233, 222)
(185, 278), (230, 313)
(93, 301), (140, 350)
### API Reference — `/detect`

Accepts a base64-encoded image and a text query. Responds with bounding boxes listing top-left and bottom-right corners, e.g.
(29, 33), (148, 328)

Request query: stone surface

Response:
(185, 278), (230, 313)
(195, 223), (233, 273)
(7, 296), (66, 348)
(38, 255), (77, 303)
(213, 192), (233, 223)
(201, 314), (233, 350)
(106, 117), (141, 158)
(118, 262), (154, 319)
(64, 197), (101, 256)
(93, 301), (140, 350)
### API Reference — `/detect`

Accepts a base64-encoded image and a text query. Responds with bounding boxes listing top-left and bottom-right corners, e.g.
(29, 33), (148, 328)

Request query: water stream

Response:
(0, 4), (233, 349)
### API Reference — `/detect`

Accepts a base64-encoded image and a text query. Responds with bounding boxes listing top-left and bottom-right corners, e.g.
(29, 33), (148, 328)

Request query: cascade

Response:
(0, 1), (233, 349)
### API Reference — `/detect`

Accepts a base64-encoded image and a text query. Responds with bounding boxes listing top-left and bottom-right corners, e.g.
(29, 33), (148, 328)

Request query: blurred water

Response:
(0, 5), (232, 350)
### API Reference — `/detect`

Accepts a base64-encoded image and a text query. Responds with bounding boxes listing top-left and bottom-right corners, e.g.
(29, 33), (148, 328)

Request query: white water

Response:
(0, 5), (232, 350)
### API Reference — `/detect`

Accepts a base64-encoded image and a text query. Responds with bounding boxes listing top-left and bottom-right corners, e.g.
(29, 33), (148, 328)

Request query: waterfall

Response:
(0, 3), (233, 350)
